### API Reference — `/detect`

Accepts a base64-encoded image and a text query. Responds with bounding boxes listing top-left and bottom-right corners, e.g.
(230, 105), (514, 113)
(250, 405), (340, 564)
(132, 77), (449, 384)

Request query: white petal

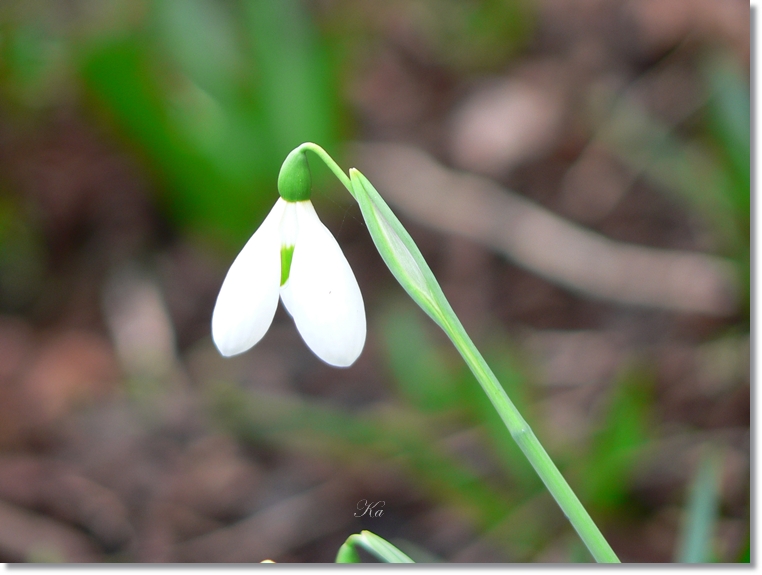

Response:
(211, 199), (286, 356)
(280, 201), (366, 367)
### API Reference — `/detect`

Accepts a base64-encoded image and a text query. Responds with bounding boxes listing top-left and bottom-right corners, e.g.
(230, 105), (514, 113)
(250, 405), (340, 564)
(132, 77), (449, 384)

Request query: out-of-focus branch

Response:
(351, 142), (738, 316)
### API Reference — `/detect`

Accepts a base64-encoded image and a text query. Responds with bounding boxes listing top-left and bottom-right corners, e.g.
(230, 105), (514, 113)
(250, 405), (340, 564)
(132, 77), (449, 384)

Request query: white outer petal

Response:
(280, 201), (366, 367)
(211, 199), (286, 356)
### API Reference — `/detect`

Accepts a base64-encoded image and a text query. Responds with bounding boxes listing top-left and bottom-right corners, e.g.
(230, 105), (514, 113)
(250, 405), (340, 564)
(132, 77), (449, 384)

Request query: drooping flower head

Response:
(211, 150), (366, 367)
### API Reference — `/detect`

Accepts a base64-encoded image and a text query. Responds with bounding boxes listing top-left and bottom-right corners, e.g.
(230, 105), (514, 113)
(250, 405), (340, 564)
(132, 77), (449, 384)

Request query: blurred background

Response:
(0, 0), (749, 563)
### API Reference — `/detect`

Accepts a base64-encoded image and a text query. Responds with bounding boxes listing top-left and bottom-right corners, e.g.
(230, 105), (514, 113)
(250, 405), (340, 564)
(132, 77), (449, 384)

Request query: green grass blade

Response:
(335, 540), (361, 563)
(675, 448), (722, 563)
(208, 381), (516, 531)
(336, 532), (414, 563)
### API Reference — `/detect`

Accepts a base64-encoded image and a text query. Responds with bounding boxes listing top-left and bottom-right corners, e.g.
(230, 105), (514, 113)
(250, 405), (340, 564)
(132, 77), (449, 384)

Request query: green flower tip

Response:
(278, 148), (312, 202)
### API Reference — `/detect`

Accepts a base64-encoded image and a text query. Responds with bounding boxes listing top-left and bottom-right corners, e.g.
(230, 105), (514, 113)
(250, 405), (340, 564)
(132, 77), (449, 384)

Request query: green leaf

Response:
(703, 53), (750, 217)
(736, 530), (750, 563)
(337, 531), (414, 563)
(79, 35), (270, 245)
(243, 0), (338, 159)
(153, 0), (242, 103)
(335, 541), (361, 563)
(577, 367), (652, 511)
(600, 94), (744, 257)
(675, 448), (722, 563)
(381, 301), (461, 413)
(0, 195), (45, 311)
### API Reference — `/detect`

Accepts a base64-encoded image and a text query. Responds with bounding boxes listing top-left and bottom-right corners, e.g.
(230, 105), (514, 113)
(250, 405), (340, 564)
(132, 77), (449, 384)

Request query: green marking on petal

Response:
(280, 245), (295, 286)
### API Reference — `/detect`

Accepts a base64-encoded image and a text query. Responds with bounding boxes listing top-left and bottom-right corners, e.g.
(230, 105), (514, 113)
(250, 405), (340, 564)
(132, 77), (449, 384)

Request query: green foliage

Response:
(212, 289), (646, 561)
(335, 541), (362, 563)
(81, 35), (261, 244)
(207, 380), (516, 533)
(599, 52), (749, 308)
(574, 367), (653, 512)
(0, 15), (67, 109)
(0, 196), (45, 311)
(405, 0), (536, 71)
(601, 95), (743, 256)
(702, 54), (751, 315)
(381, 301), (538, 492)
(737, 531), (750, 563)
(675, 448), (722, 563)
(381, 303), (462, 413)
(77, 0), (342, 248)
(336, 531), (414, 563)
(242, 0), (338, 159)
(703, 54), (750, 226)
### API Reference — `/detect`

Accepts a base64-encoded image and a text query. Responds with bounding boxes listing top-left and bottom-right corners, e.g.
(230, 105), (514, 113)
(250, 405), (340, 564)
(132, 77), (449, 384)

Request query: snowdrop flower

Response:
(212, 150), (366, 367)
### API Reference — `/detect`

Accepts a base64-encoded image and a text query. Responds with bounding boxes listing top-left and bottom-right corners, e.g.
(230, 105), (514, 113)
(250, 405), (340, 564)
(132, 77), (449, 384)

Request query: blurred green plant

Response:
(572, 366), (653, 514)
(674, 447), (722, 563)
(379, 301), (555, 559)
(382, 302), (658, 558)
(415, 0), (535, 71)
(598, 51), (750, 315)
(381, 302), (538, 493)
(77, 0), (342, 248)
(0, 0), (346, 248)
(208, 379), (517, 536)
(0, 195), (45, 311)
(208, 302), (663, 561)
(0, 6), (69, 110)
(593, 52), (749, 564)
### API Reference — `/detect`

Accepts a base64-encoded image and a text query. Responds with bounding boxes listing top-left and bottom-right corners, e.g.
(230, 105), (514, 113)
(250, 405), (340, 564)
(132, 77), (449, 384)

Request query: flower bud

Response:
(278, 149), (312, 202)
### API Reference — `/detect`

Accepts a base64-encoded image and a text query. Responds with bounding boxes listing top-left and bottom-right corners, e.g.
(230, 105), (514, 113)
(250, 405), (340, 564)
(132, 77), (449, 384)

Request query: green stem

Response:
(298, 142), (354, 194)
(294, 142), (619, 563)
(442, 313), (619, 563)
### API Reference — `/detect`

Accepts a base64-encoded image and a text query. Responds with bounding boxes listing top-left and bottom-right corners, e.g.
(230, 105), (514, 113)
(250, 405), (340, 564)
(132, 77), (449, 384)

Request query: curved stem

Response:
(297, 142), (354, 196)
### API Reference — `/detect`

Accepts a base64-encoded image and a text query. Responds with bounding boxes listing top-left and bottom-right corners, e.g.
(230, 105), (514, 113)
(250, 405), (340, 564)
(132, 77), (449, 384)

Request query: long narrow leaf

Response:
(675, 448), (722, 563)
(336, 531), (414, 563)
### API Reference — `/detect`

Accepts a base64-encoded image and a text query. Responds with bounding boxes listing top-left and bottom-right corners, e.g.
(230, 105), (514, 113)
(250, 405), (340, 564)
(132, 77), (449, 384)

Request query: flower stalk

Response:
(289, 142), (620, 563)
